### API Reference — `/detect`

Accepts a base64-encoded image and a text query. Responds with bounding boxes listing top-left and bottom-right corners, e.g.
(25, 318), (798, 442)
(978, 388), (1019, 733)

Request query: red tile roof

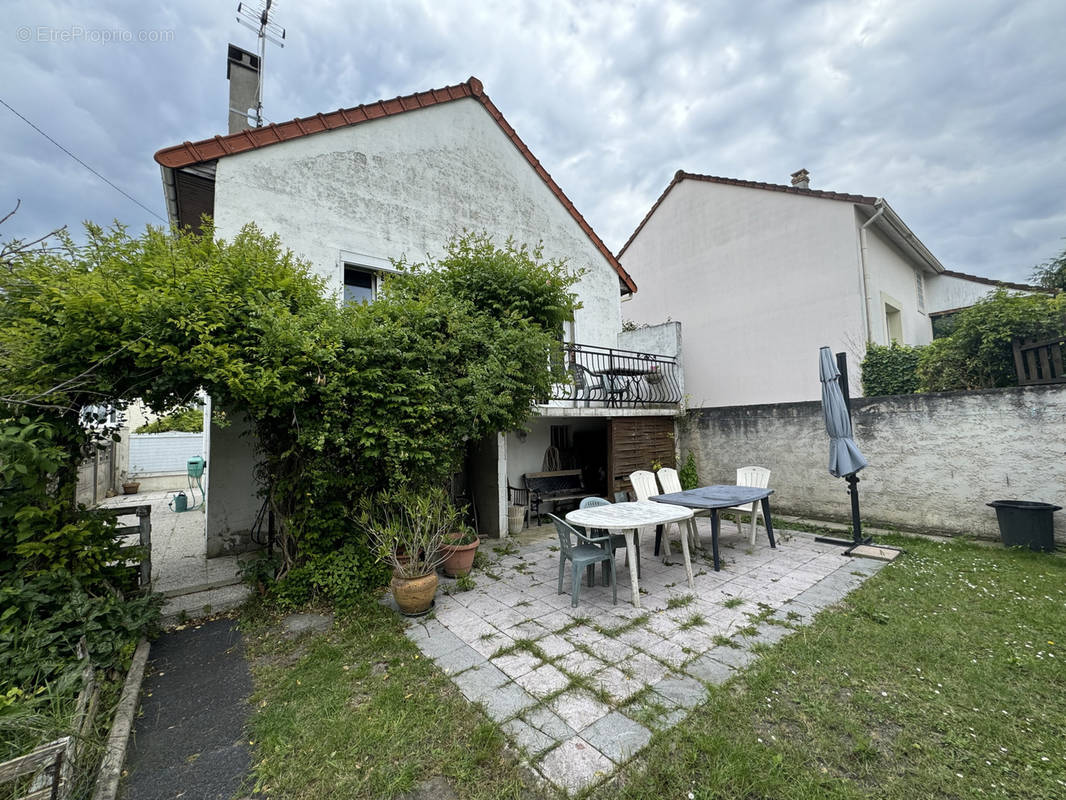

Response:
(155, 77), (636, 293)
(617, 170), (878, 258)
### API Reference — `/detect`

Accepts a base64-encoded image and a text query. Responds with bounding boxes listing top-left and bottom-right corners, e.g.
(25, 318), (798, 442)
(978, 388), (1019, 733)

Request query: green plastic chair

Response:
(578, 496), (640, 582)
(549, 514), (617, 608)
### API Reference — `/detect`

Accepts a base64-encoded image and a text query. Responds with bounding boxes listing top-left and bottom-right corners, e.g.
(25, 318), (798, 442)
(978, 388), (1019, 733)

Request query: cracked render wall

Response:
(678, 384), (1066, 544)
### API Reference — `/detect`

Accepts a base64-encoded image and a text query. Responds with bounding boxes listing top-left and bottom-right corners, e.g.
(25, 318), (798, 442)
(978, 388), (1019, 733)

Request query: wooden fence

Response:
(0, 642), (98, 800)
(100, 504), (153, 591)
(1013, 335), (1066, 385)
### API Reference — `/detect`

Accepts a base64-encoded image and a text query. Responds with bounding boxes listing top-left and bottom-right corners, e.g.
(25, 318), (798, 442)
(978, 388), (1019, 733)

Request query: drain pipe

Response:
(858, 202), (885, 343)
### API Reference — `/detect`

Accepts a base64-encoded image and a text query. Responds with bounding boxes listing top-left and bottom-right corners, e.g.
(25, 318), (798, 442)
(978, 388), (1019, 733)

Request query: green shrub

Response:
(917, 290), (1066, 391)
(1, 224), (578, 607)
(268, 544), (387, 609)
(0, 571), (161, 696)
(678, 451), (699, 490)
(860, 342), (922, 396)
(135, 406), (204, 433)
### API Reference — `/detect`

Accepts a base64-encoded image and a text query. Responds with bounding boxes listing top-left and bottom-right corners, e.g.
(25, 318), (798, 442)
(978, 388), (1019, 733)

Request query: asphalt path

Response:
(121, 617), (252, 800)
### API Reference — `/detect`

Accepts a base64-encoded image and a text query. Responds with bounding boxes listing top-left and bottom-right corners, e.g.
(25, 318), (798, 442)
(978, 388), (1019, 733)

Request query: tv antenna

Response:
(235, 0), (286, 127)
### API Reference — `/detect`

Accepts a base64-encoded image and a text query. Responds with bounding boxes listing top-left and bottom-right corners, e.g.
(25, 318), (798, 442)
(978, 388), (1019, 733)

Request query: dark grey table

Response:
(650, 485), (776, 571)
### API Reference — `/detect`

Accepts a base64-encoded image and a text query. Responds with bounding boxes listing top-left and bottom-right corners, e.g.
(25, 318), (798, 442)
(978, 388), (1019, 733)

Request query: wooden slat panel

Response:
(1037, 345), (1052, 380)
(1024, 348), (1038, 382)
(1014, 335), (1066, 385)
(0, 738), (69, 781)
(608, 417), (676, 496)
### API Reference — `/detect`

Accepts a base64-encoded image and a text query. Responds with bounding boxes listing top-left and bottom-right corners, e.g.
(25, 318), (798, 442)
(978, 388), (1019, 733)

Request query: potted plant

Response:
(357, 487), (460, 616)
(646, 364), (663, 384)
(121, 468), (142, 494)
(439, 525), (481, 578)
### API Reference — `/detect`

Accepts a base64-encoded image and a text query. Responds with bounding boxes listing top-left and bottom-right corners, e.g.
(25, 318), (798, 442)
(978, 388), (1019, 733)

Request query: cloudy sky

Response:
(3, 0), (1064, 282)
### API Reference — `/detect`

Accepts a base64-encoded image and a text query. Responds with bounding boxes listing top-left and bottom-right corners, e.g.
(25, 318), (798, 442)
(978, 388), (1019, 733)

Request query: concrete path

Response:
(120, 617), (253, 800)
(403, 522), (887, 796)
(99, 491), (253, 621)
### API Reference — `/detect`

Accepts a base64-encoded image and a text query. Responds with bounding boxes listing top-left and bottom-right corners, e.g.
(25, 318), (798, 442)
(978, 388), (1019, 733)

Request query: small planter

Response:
(391, 572), (438, 616)
(440, 533), (481, 578)
(122, 481), (141, 495)
(507, 505), (526, 535)
(646, 371), (663, 385)
(987, 500), (1061, 552)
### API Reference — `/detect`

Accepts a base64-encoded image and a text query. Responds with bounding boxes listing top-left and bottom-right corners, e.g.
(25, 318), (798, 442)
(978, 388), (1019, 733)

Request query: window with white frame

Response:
(343, 265), (377, 304)
(339, 251), (393, 306)
(915, 269), (926, 313)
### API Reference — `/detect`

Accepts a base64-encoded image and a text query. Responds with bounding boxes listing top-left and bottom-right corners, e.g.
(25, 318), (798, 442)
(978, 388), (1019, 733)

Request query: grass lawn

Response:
(243, 535), (1065, 800)
(241, 602), (548, 799)
(589, 535), (1066, 800)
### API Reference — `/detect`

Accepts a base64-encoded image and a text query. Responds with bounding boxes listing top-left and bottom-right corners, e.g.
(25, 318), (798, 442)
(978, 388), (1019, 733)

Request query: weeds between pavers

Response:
(584, 534), (1066, 800)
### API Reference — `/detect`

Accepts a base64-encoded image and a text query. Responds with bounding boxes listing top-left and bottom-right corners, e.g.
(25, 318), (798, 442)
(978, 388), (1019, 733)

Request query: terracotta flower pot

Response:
(391, 572), (438, 616)
(122, 481), (140, 495)
(440, 534), (481, 578)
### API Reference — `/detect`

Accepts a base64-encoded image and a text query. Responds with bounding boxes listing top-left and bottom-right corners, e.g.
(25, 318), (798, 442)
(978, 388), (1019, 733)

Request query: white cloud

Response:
(2, 0), (1064, 281)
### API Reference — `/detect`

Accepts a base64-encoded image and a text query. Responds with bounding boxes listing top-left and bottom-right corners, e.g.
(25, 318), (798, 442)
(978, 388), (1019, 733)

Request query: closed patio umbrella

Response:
(819, 347), (868, 478)
(818, 346), (870, 550)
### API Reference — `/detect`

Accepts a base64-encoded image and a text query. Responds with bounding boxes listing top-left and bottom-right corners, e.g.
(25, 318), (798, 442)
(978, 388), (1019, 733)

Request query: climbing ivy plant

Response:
(1, 224), (579, 610)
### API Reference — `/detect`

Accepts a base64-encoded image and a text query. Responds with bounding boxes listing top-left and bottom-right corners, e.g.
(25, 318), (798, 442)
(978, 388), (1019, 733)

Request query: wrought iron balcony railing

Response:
(549, 343), (682, 408)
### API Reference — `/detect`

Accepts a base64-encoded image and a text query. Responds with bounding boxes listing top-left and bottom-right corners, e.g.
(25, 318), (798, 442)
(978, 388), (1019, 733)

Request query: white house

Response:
(155, 75), (683, 554)
(618, 169), (1040, 408)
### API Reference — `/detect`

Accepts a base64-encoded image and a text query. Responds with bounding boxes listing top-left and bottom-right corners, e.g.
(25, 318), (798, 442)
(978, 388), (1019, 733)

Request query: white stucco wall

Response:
(859, 218), (934, 347)
(213, 98), (622, 348)
(621, 181), (865, 407)
(204, 413), (260, 557)
(679, 385), (1066, 544)
(924, 273), (1001, 313)
(204, 98), (625, 548)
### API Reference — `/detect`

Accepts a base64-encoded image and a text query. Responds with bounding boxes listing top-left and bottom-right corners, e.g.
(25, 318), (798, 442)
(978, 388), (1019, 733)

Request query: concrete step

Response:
(162, 583), (252, 626)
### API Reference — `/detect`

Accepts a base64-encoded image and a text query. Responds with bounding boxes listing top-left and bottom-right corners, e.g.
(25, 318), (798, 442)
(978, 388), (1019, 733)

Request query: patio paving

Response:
(99, 491), (253, 620)
(402, 519), (887, 796)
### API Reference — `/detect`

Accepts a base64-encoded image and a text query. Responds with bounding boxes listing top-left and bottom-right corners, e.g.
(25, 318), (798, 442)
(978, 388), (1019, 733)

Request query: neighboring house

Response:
(925, 269), (1051, 334)
(154, 75), (683, 554)
(618, 169), (1040, 407)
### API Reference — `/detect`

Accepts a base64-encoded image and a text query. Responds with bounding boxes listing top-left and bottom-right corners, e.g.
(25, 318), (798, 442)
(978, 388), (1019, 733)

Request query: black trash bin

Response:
(987, 500), (1061, 552)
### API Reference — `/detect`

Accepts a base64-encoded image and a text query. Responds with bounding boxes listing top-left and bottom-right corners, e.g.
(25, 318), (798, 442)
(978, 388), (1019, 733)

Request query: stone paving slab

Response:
(402, 524), (888, 796)
(581, 711), (652, 763)
(537, 736), (615, 795)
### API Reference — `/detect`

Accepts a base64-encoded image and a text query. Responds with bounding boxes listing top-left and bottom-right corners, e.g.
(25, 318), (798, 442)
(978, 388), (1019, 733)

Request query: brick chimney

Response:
(790, 168), (810, 189)
(227, 44), (260, 133)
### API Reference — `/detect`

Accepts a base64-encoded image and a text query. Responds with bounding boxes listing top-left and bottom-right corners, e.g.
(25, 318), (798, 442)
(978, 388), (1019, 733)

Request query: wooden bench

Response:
(523, 469), (597, 523)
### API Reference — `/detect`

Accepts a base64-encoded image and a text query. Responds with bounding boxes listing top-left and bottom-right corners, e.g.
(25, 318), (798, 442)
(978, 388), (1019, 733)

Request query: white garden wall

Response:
(678, 384), (1066, 544)
(128, 432), (205, 476)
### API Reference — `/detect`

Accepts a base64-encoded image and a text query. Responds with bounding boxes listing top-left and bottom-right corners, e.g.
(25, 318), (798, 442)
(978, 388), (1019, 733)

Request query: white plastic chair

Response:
(630, 469), (673, 558)
(725, 466), (771, 545)
(655, 467), (702, 551)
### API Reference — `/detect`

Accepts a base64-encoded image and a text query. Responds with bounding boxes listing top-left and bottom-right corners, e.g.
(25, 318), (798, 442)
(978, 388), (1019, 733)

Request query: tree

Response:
(917, 289), (1066, 391)
(1, 222), (579, 605)
(1030, 239), (1066, 291)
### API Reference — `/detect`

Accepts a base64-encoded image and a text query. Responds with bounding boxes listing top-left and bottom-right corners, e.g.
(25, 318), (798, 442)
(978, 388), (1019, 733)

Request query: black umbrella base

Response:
(814, 534), (902, 561)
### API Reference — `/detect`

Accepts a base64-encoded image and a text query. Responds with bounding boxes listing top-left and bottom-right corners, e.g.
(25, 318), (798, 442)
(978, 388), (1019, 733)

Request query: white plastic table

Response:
(566, 501), (696, 607)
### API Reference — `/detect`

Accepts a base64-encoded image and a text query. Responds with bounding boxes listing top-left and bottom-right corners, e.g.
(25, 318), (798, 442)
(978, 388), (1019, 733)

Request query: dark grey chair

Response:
(549, 514), (617, 608)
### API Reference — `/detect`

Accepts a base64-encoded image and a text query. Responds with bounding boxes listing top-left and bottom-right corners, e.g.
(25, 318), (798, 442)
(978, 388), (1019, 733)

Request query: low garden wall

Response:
(679, 384), (1066, 544)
